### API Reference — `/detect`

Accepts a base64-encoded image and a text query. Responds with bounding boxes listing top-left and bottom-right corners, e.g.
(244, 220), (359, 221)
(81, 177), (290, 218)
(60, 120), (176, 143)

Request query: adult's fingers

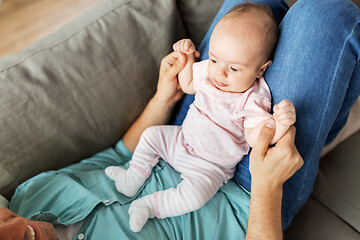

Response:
(276, 125), (296, 148)
(251, 118), (276, 160)
(276, 125), (303, 171)
(162, 51), (186, 77)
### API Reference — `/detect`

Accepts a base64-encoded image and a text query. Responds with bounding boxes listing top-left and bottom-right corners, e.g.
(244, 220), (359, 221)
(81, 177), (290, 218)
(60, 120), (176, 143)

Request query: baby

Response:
(106, 2), (296, 232)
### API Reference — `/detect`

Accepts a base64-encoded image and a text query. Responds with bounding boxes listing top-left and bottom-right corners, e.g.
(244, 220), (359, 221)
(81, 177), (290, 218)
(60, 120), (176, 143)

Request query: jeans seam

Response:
(294, 18), (360, 217)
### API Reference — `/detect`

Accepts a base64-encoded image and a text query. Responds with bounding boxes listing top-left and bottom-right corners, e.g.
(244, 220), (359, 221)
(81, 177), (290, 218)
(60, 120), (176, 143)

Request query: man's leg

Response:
(172, 0), (360, 230)
(172, 0), (289, 125)
(263, 0), (360, 229)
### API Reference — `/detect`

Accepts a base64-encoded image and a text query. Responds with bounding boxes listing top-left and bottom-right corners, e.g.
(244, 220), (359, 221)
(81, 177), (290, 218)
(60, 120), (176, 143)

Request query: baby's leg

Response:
(128, 162), (228, 232)
(105, 126), (182, 197)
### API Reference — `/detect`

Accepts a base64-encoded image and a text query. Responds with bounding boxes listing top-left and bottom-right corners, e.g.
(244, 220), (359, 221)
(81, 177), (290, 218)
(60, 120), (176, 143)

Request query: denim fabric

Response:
(172, 0), (360, 230)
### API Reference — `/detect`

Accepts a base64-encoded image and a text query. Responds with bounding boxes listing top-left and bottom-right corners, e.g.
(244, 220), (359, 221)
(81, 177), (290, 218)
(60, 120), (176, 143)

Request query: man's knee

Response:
(288, 0), (359, 27)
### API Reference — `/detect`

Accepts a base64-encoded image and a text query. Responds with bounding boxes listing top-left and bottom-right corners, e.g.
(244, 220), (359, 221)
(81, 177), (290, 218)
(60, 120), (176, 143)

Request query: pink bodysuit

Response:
(130, 60), (272, 219)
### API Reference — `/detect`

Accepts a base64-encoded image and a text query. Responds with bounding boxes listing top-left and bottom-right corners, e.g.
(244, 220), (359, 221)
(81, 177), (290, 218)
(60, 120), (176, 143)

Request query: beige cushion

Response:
(0, 0), (187, 199)
(313, 128), (360, 232)
(285, 197), (360, 239)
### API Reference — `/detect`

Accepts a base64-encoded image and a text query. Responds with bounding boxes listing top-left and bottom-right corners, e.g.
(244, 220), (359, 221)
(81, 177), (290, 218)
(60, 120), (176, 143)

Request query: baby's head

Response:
(208, 2), (278, 93)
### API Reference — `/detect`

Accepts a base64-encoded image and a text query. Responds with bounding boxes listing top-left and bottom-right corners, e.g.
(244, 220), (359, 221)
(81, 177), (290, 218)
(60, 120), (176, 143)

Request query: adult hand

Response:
(246, 118), (303, 239)
(122, 51), (186, 152)
(249, 118), (303, 191)
(155, 51), (187, 106)
(172, 38), (201, 58)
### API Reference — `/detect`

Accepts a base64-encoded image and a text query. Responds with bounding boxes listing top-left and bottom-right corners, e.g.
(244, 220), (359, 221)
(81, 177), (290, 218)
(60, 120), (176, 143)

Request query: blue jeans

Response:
(172, 0), (360, 230)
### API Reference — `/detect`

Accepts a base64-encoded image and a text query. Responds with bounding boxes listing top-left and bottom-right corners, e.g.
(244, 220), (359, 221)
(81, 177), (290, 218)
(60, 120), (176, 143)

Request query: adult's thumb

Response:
(170, 53), (186, 72)
(251, 118), (276, 160)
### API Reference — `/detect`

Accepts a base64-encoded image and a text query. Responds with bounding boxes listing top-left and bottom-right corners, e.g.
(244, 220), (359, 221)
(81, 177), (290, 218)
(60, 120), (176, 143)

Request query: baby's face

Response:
(208, 17), (270, 93)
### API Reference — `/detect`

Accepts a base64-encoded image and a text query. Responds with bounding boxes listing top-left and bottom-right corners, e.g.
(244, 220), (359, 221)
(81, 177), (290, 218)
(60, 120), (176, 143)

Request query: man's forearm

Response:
(245, 184), (283, 240)
(122, 94), (176, 153)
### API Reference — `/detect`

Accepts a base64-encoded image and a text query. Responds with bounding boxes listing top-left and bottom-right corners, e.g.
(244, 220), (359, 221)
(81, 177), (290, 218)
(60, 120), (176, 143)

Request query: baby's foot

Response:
(128, 195), (155, 232)
(105, 166), (146, 197)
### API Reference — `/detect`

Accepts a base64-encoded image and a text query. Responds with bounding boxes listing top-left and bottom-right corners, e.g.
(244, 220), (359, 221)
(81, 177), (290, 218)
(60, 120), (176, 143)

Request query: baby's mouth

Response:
(215, 80), (227, 88)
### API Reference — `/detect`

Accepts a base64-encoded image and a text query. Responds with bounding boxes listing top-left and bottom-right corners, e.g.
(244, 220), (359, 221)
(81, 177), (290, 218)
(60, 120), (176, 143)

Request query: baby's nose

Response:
(216, 67), (227, 78)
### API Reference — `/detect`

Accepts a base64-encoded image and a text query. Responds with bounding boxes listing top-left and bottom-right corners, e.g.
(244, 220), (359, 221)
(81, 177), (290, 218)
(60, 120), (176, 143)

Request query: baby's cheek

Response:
(207, 67), (215, 80)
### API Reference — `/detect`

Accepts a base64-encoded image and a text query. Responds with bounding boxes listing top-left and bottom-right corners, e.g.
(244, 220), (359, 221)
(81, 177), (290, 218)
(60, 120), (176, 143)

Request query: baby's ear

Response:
(257, 60), (272, 78)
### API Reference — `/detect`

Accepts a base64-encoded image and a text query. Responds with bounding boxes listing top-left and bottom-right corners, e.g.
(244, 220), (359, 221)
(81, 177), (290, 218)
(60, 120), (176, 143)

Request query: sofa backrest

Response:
(2, 0), (358, 202)
(0, 0), (191, 199)
(0, 0), (224, 199)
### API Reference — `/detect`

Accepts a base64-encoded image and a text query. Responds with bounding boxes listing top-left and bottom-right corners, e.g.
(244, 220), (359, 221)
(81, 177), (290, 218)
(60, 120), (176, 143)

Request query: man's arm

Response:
(122, 51), (186, 152)
(245, 119), (303, 239)
(246, 176), (283, 239)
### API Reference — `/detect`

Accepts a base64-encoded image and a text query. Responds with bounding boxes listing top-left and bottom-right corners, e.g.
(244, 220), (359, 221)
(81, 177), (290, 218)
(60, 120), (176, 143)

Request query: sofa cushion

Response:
(285, 197), (360, 240)
(0, 195), (9, 208)
(0, 0), (188, 199)
(176, 0), (223, 48)
(312, 128), (360, 232)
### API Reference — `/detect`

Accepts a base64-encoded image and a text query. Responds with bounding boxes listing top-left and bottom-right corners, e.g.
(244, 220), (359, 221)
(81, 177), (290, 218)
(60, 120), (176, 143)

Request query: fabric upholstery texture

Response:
(285, 197), (360, 239)
(0, 0), (187, 198)
(176, 0), (224, 48)
(313, 130), (360, 232)
(0, 0), (359, 238)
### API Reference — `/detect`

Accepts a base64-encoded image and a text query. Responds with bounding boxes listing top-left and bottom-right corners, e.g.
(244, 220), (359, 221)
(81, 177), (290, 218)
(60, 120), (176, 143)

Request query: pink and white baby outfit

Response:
(129, 59), (272, 218)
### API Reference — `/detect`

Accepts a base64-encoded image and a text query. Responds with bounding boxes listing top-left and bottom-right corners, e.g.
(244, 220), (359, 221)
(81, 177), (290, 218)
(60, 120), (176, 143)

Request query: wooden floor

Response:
(0, 0), (104, 57)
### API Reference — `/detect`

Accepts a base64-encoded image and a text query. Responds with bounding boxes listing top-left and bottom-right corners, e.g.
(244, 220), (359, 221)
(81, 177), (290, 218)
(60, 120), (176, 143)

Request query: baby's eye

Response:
(230, 67), (238, 72)
(210, 59), (217, 63)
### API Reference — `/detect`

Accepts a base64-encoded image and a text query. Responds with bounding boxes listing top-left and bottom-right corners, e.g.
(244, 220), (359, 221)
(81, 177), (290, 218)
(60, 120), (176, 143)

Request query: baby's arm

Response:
(245, 100), (296, 147)
(172, 39), (200, 94)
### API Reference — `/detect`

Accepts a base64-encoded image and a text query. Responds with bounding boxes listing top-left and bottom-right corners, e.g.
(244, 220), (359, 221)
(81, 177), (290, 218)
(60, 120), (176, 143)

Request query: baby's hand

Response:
(273, 100), (296, 126)
(173, 39), (200, 58)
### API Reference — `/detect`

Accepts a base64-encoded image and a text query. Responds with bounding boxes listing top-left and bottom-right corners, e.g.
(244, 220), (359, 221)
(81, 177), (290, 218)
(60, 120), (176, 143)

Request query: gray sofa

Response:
(0, 0), (359, 239)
